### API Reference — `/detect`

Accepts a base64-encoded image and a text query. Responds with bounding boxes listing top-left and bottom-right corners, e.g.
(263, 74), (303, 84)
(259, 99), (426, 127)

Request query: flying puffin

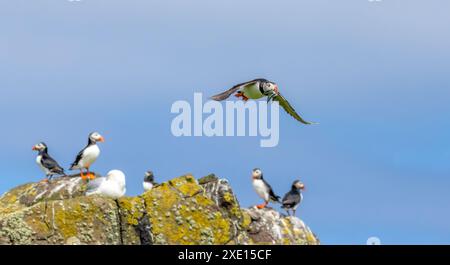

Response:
(143, 171), (157, 191)
(32, 142), (66, 182)
(85, 169), (126, 199)
(211, 78), (317, 125)
(69, 132), (104, 180)
(281, 180), (305, 216)
(251, 168), (281, 209)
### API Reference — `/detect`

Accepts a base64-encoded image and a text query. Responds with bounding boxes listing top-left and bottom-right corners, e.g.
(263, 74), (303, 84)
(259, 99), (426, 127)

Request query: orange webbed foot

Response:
(88, 173), (96, 180)
(256, 202), (268, 209)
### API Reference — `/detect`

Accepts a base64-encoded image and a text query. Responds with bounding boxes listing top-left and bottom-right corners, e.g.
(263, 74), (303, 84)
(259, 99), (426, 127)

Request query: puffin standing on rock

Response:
(69, 132), (104, 181)
(32, 142), (66, 182)
(282, 180), (305, 216)
(143, 171), (157, 191)
(211, 78), (317, 125)
(251, 168), (281, 209)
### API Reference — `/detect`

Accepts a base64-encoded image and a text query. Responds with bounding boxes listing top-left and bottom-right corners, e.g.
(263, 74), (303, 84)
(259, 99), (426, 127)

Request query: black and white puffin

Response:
(251, 168), (281, 209)
(281, 180), (305, 216)
(143, 170), (157, 191)
(69, 132), (104, 180)
(211, 78), (317, 125)
(32, 142), (65, 182)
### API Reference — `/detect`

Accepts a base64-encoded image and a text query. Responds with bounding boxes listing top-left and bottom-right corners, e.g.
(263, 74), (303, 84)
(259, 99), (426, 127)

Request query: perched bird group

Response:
(32, 137), (305, 215)
(32, 132), (105, 182)
(251, 168), (305, 217)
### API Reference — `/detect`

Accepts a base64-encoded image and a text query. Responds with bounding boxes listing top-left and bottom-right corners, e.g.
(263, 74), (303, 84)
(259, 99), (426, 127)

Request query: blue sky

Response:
(1, 0), (450, 244)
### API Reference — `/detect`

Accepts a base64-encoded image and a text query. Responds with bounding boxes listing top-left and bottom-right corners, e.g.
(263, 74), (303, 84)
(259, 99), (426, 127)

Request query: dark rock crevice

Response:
(135, 196), (153, 245)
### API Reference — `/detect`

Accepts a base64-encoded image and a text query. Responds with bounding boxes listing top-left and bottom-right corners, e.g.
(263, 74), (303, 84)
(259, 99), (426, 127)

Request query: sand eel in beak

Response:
(211, 78), (317, 125)
(251, 168), (281, 209)
(32, 142), (66, 182)
(85, 170), (126, 199)
(282, 180), (305, 216)
(69, 132), (104, 181)
(143, 170), (157, 191)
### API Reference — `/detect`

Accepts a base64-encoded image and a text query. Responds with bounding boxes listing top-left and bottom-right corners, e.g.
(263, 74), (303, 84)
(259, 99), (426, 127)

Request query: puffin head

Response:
(293, 180), (305, 191)
(144, 171), (155, 183)
(252, 168), (263, 180)
(263, 81), (279, 102)
(32, 142), (47, 152)
(89, 132), (105, 143)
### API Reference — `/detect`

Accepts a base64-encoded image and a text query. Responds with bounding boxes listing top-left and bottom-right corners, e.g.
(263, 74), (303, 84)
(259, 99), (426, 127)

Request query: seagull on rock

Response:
(211, 78), (317, 125)
(32, 142), (66, 182)
(85, 169), (126, 199)
(69, 132), (104, 181)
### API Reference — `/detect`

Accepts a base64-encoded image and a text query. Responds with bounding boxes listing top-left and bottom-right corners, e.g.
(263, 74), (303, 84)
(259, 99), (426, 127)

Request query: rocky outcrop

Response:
(0, 173), (319, 245)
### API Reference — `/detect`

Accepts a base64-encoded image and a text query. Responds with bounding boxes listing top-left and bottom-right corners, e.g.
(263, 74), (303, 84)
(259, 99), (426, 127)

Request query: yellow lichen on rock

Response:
(143, 175), (232, 245)
(49, 196), (120, 244)
(168, 175), (203, 197)
(117, 196), (144, 226)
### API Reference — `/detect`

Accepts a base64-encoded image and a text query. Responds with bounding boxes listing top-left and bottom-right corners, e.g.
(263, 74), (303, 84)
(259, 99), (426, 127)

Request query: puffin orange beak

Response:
(99, 137), (105, 142)
(32, 146), (37, 151)
(274, 85), (279, 94)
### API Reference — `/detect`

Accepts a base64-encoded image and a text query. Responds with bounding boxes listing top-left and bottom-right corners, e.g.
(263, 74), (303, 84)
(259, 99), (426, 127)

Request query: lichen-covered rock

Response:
(0, 175), (87, 215)
(0, 195), (121, 245)
(243, 207), (320, 245)
(0, 174), (319, 245)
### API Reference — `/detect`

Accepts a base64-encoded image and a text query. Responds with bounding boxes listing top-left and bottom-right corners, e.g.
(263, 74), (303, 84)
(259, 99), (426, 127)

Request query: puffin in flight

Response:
(251, 168), (281, 209)
(69, 132), (104, 180)
(32, 142), (66, 182)
(85, 169), (126, 199)
(281, 180), (305, 216)
(211, 78), (317, 125)
(143, 170), (157, 191)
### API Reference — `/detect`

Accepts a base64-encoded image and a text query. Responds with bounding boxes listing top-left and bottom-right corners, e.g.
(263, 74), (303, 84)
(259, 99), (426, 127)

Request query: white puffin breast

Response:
(143, 182), (153, 191)
(252, 179), (269, 201)
(80, 145), (100, 168)
(36, 155), (50, 175)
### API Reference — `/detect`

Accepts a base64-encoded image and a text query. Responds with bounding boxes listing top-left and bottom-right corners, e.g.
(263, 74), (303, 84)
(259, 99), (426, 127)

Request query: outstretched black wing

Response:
(273, 93), (317, 125)
(210, 79), (262, 101)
